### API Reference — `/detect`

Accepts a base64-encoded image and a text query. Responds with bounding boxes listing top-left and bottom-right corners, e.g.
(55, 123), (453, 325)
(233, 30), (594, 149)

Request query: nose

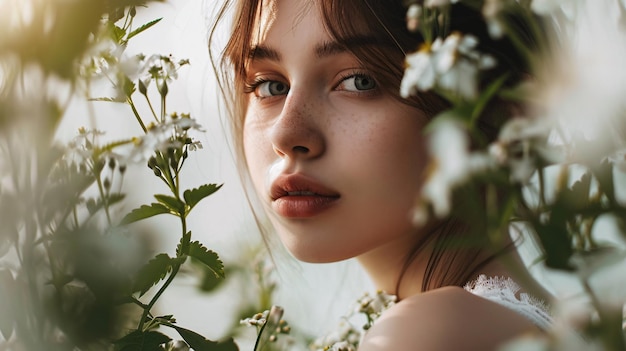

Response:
(269, 92), (326, 161)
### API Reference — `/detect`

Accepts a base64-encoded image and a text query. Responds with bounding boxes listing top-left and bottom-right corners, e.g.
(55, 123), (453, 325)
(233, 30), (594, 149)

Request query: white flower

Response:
(400, 47), (436, 97)
(531, 0), (580, 17)
(489, 117), (560, 183)
(420, 119), (471, 218)
(424, 0), (459, 8)
(113, 115), (204, 164)
(482, 0), (507, 38)
(401, 33), (496, 100)
(406, 4), (422, 31)
(608, 149), (626, 173)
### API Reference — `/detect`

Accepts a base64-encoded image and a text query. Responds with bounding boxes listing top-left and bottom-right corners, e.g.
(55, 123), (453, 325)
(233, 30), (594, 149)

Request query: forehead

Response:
(251, 0), (322, 47)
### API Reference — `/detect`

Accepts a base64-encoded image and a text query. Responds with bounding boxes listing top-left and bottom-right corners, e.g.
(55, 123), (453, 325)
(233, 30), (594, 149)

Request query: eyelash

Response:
(243, 77), (273, 95)
(335, 70), (378, 91)
(243, 70), (379, 97)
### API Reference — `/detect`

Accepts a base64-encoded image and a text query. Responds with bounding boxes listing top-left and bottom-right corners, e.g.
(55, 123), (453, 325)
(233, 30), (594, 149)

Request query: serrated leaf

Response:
(127, 18), (163, 41)
(0, 270), (15, 340)
(123, 75), (136, 97)
(154, 194), (185, 215)
(114, 330), (171, 351)
(133, 254), (173, 296)
(188, 241), (224, 279)
(176, 231), (192, 256)
(170, 325), (238, 351)
(121, 203), (170, 225)
(107, 22), (127, 43)
(183, 183), (223, 211)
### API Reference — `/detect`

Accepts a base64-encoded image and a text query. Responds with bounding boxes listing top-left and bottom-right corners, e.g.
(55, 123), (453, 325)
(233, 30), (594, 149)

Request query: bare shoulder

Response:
(358, 286), (540, 351)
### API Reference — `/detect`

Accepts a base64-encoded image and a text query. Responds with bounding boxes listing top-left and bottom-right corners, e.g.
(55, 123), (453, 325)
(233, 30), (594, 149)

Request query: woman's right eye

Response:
(255, 80), (290, 98)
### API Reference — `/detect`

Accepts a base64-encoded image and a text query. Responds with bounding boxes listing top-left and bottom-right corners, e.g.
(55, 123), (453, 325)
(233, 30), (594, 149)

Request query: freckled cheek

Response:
(243, 120), (275, 192)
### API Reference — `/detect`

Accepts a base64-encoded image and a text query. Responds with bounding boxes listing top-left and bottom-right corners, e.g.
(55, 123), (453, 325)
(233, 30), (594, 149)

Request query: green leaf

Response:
(170, 325), (238, 351)
(155, 194), (186, 215)
(107, 22), (127, 43)
(0, 270), (15, 340)
(470, 73), (509, 125)
(188, 241), (224, 279)
(176, 231), (192, 256)
(183, 183), (223, 210)
(123, 75), (136, 97)
(121, 203), (170, 225)
(593, 159), (615, 203)
(127, 18), (163, 41)
(133, 254), (174, 296)
(114, 330), (171, 351)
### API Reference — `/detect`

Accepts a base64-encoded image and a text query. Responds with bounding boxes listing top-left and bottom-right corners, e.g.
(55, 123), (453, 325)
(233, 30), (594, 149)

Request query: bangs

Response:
(317, 0), (447, 116)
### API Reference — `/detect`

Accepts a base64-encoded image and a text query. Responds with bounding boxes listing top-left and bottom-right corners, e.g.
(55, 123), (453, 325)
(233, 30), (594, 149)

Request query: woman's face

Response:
(243, 0), (430, 263)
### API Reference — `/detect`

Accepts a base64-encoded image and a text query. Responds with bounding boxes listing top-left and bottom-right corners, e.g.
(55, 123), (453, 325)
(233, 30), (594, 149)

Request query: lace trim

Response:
(464, 275), (552, 330)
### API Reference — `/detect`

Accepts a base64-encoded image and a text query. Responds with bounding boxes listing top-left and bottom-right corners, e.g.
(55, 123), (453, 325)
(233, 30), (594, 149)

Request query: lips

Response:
(270, 174), (340, 218)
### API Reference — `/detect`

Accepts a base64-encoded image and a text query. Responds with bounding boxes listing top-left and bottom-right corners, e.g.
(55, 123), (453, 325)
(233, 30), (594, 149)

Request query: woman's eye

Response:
(338, 74), (377, 92)
(256, 80), (289, 97)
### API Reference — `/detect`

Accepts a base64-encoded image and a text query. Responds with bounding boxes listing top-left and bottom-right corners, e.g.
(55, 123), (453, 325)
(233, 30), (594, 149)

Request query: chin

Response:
(283, 240), (361, 264)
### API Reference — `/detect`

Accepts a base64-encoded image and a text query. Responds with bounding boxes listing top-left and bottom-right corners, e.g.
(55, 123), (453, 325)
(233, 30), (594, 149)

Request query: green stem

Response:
(94, 168), (112, 226)
(160, 91), (166, 123)
(127, 96), (147, 133)
(143, 93), (160, 123)
(138, 263), (181, 331)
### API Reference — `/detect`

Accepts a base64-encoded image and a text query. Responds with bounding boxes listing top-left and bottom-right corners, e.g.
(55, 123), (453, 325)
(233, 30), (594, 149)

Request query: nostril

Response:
(292, 145), (309, 153)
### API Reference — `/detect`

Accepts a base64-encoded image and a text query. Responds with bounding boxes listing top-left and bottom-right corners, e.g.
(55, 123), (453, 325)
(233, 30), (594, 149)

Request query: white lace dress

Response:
(464, 274), (552, 330)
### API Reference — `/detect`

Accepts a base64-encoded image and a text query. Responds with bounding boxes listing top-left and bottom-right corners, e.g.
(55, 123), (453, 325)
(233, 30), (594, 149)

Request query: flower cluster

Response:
(310, 291), (396, 351)
(401, 32), (496, 101)
(402, 0), (626, 349)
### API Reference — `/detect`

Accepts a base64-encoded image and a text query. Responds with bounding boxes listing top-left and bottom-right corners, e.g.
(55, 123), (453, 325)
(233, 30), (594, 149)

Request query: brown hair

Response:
(211, 0), (536, 293)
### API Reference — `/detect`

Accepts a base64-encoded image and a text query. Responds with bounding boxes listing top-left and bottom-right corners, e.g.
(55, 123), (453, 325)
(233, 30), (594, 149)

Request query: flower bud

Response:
(158, 80), (168, 97)
(148, 156), (157, 169)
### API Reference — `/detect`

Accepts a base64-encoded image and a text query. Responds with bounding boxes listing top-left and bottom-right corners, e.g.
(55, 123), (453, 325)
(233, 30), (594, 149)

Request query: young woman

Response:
(213, 0), (552, 349)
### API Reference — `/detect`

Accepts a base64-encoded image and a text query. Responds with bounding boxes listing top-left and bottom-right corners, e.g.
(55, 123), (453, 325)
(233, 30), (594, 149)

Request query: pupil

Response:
(355, 76), (374, 90)
(271, 82), (287, 94)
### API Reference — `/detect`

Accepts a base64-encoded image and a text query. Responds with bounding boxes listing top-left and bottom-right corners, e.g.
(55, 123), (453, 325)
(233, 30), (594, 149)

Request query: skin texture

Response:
(240, 0), (542, 349)
(243, 0), (429, 265)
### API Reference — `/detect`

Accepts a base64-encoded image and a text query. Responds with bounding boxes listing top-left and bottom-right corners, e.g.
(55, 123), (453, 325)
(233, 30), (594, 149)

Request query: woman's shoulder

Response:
(358, 286), (540, 351)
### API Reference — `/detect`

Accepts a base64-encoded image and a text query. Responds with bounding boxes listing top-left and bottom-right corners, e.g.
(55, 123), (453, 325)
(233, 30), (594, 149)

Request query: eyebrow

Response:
(248, 35), (381, 62)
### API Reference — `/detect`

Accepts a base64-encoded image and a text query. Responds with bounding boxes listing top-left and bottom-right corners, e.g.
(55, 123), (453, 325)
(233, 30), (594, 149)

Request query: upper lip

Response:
(270, 174), (340, 201)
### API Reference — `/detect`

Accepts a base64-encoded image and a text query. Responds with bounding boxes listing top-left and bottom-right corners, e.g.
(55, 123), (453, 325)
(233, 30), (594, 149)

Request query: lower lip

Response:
(272, 196), (339, 218)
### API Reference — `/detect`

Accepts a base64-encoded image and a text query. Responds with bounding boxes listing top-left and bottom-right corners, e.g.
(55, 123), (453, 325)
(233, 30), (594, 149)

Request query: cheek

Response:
(243, 119), (273, 193)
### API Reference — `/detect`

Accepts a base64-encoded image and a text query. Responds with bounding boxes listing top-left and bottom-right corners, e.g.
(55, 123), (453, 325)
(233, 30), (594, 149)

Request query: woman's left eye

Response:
(337, 74), (377, 92)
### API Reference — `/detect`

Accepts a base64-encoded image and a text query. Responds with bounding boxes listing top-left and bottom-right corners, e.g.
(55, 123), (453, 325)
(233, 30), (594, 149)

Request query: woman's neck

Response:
(356, 230), (525, 301)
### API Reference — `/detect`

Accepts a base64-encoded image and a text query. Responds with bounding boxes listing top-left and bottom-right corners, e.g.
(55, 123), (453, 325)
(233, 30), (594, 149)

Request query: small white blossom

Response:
(113, 115), (204, 164)
(401, 33), (496, 100)
(311, 291), (396, 351)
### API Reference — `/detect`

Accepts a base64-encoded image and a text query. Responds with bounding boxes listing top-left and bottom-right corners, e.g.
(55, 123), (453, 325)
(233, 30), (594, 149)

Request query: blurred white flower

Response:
(112, 115), (204, 164)
(489, 117), (560, 183)
(406, 4), (422, 31)
(424, 0), (459, 8)
(608, 149), (626, 173)
(413, 119), (500, 224)
(537, 0), (626, 154)
(531, 0), (581, 17)
(401, 33), (496, 100)
(401, 47), (436, 97)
